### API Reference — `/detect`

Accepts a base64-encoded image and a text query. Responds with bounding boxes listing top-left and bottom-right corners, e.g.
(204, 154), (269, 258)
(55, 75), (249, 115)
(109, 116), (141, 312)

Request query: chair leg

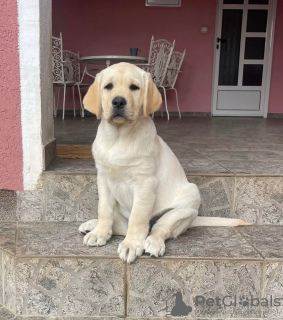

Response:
(53, 86), (56, 117)
(161, 86), (169, 120)
(173, 88), (181, 118)
(62, 84), (66, 120)
(56, 87), (61, 117)
(158, 89), (163, 117)
(77, 85), (85, 118)
(72, 85), (76, 117)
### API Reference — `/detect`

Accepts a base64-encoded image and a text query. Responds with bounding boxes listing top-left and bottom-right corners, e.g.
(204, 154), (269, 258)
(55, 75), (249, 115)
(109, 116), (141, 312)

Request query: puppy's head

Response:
(83, 62), (162, 124)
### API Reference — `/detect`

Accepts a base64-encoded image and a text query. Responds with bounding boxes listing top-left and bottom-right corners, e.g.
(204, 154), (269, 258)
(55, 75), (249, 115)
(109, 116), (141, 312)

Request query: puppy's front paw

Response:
(117, 238), (145, 263)
(83, 228), (112, 247)
(144, 235), (165, 257)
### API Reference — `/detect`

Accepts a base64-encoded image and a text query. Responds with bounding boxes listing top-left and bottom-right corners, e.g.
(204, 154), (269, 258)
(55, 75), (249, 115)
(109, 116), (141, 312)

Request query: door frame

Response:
(211, 0), (277, 117)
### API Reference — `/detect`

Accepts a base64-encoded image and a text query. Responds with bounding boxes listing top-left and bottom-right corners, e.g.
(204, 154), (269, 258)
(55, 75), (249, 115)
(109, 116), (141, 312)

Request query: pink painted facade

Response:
(0, 0), (23, 190)
(53, 0), (283, 114)
(268, 0), (283, 114)
(0, 0), (282, 192)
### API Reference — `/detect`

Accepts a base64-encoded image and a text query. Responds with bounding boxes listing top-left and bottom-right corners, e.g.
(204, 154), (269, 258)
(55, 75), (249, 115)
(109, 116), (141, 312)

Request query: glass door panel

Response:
(242, 65), (263, 86)
(224, 0), (244, 3)
(249, 0), (269, 4)
(246, 10), (268, 32)
(218, 9), (243, 85)
(244, 37), (265, 59)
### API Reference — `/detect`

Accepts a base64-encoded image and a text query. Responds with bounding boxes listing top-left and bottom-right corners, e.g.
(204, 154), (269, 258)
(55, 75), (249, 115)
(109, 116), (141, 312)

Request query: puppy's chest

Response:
(104, 167), (135, 213)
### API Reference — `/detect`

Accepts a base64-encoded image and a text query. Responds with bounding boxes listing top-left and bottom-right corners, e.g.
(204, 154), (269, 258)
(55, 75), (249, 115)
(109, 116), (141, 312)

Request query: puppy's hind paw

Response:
(144, 235), (165, 257)
(79, 219), (98, 235)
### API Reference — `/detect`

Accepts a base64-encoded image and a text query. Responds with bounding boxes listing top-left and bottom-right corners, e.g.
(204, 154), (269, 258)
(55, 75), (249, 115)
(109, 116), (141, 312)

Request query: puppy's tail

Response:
(190, 216), (252, 227)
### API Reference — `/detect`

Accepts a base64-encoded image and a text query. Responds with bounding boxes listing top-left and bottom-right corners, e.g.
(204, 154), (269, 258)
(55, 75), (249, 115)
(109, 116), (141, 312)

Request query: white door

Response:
(212, 0), (277, 117)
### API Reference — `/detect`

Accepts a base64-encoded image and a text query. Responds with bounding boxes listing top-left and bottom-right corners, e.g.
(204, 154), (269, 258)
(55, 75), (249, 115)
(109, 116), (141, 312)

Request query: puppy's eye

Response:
(105, 83), (113, 90)
(130, 84), (139, 91)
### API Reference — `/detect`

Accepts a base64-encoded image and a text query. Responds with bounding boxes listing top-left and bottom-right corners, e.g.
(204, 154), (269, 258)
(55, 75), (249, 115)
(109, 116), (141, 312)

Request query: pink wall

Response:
(268, 0), (283, 114)
(0, 0), (23, 190)
(53, 0), (283, 114)
(52, 0), (217, 113)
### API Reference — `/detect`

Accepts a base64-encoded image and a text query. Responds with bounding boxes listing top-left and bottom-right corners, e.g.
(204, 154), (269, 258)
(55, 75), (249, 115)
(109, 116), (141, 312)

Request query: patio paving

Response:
(54, 117), (283, 175)
(0, 221), (283, 318)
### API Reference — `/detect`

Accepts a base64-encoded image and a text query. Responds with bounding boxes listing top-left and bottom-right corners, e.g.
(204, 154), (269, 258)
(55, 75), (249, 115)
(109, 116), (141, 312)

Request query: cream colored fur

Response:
(79, 63), (250, 263)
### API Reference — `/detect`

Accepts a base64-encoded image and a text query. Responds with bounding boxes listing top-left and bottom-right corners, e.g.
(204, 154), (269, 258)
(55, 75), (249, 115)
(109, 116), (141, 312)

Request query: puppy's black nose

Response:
(112, 96), (127, 109)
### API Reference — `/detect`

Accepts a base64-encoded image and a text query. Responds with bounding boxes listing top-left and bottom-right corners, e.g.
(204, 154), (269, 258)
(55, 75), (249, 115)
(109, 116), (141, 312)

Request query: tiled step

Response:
(0, 222), (283, 319)
(13, 158), (283, 225)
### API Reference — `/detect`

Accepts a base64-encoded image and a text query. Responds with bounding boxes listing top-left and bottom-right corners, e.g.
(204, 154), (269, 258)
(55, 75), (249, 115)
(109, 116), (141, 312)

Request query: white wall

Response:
(18, 0), (54, 190)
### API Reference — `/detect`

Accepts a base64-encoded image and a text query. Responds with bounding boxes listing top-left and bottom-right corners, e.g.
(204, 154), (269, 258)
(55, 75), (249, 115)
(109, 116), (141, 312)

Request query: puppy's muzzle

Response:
(111, 96), (127, 117)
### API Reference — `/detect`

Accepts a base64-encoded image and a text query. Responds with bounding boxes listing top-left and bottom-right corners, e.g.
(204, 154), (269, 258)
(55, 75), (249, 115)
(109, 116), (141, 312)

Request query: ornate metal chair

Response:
(52, 33), (90, 119)
(63, 50), (91, 118)
(137, 36), (175, 120)
(160, 50), (186, 119)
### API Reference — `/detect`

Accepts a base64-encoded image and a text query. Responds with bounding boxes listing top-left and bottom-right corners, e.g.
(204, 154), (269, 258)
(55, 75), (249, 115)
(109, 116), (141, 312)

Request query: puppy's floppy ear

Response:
(143, 72), (162, 117)
(83, 72), (102, 119)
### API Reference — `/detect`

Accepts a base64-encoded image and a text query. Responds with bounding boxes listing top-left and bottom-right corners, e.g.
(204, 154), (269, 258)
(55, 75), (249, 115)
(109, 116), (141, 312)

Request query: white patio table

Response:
(79, 55), (148, 78)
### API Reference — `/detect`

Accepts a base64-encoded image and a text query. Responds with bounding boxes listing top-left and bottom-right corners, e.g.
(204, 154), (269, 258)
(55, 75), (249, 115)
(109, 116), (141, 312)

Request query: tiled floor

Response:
(55, 116), (283, 175)
(1, 222), (283, 318)
(0, 223), (267, 259)
(1, 222), (283, 260)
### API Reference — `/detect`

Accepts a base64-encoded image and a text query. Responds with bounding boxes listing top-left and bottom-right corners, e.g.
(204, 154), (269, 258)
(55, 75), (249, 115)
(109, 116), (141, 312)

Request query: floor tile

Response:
(179, 158), (232, 175)
(216, 160), (283, 175)
(188, 176), (235, 218)
(163, 227), (262, 259)
(234, 177), (283, 224)
(3, 253), (16, 313)
(0, 223), (16, 255)
(15, 223), (261, 260)
(16, 222), (122, 257)
(54, 117), (283, 176)
(15, 258), (125, 316)
(199, 150), (282, 162)
(262, 262), (283, 318)
(0, 306), (14, 319)
(0, 190), (17, 221)
(17, 191), (44, 221)
(46, 158), (96, 174)
(128, 260), (262, 318)
(44, 174), (98, 222)
(0, 252), (3, 305)
(237, 225), (283, 259)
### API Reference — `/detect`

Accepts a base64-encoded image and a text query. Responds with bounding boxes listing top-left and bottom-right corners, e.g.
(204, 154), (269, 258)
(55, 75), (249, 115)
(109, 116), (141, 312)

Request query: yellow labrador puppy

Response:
(79, 63), (250, 263)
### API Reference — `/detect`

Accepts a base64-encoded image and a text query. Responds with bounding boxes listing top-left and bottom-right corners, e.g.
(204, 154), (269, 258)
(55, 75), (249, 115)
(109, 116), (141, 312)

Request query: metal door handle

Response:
(217, 37), (227, 44)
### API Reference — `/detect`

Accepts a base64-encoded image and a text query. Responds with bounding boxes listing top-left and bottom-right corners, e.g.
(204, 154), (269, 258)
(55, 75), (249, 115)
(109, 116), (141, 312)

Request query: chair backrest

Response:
(147, 36), (175, 87)
(162, 50), (186, 88)
(63, 50), (80, 82)
(52, 33), (64, 83)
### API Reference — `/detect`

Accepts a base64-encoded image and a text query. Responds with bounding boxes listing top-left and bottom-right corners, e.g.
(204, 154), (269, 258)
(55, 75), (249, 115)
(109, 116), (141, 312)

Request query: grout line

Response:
(235, 227), (266, 260)
(8, 253), (268, 262)
(125, 262), (128, 317)
(1, 251), (3, 310)
(232, 175), (237, 219)
(260, 261), (267, 319)
(43, 171), (283, 177)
